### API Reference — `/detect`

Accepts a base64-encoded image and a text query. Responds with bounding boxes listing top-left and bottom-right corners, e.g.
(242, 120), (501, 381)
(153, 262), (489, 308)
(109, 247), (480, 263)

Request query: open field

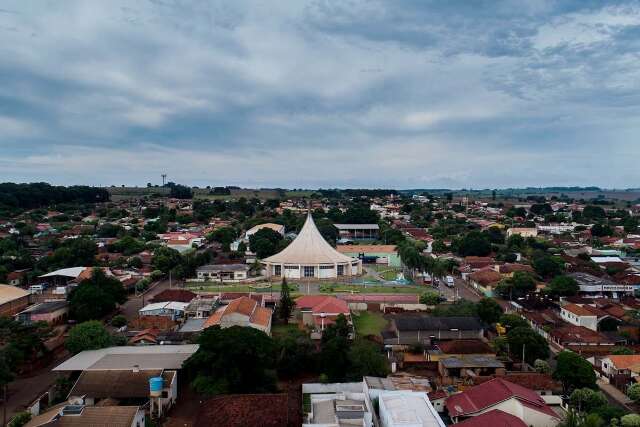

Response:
(352, 311), (387, 337)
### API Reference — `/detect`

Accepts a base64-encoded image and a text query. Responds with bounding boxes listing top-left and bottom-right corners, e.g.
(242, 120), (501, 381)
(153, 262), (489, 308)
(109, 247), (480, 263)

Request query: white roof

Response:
(380, 392), (445, 427)
(139, 301), (189, 313)
(53, 344), (199, 371)
(39, 267), (87, 279)
(0, 284), (30, 304)
(263, 213), (355, 265)
(590, 256), (623, 263)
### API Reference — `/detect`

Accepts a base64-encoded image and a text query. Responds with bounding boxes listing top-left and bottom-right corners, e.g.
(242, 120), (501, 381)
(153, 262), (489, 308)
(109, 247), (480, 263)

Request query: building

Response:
(203, 296), (272, 335)
(385, 316), (485, 347)
(15, 300), (68, 324)
(336, 245), (401, 267)
(600, 355), (640, 381)
(296, 295), (351, 338)
(53, 344), (198, 373)
(379, 392), (446, 427)
(445, 378), (560, 426)
(149, 289), (197, 304)
(0, 284), (30, 317)
(196, 264), (250, 282)
(438, 356), (506, 385)
(453, 409), (527, 427)
(468, 269), (502, 297)
(559, 303), (612, 332)
(567, 272), (634, 297)
(427, 339), (495, 362)
(263, 213), (362, 279)
(25, 405), (145, 427)
(506, 228), (538, 238)
(138, 301), (189, 320)
(245, 223), (285, 238)
(333, 223), (380, 240)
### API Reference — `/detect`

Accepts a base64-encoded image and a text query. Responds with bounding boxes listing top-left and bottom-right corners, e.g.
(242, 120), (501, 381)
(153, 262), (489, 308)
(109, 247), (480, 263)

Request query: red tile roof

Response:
(437, 340), (494, 355)
(446, 378), (558, 419)
(195, 394), (289, 427)
(295, 295), (349, 315)
(453, 409), (527, 427)
(151, 289), (197, 303)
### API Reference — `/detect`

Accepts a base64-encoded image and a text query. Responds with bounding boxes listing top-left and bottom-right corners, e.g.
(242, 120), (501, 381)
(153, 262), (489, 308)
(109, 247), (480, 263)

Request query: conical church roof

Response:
(263, 213), (355, 265)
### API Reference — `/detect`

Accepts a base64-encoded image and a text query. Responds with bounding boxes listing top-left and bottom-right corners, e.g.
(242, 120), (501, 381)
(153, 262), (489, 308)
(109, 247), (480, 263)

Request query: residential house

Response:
(149, 289), (197, 304)
(472, 373), (562, 397)
(559, 303), (616, 332)
(378, 392), (446, 427)
(296, 295), (351, 338)
(438, 355), (506, 385)
(468, 269), (502, 297)
(203, 296), (272, 335)
(245, 223), (285, 238)
(453, 410), (527, 427)
(196, 264), (250, 282)
(506, 228), (538, 238)
(384, 316), (485, 347)
(427, 339), (495, 362)
(0, 284), (30, 317)
(138, 302), (189, 320)
(445, 378), (560, 427)
(15, 301), (68, 325)
(600, 355), (640, 381)
(567, 272), (634, 298)
(6, 269), (29, 286)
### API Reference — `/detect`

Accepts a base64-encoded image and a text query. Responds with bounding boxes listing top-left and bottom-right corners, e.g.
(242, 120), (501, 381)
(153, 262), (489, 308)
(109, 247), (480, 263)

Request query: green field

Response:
(352, 311), (387, 337)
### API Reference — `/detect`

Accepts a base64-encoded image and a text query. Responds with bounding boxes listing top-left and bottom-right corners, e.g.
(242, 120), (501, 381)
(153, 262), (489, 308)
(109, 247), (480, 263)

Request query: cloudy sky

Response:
(1, 1), (639, 189)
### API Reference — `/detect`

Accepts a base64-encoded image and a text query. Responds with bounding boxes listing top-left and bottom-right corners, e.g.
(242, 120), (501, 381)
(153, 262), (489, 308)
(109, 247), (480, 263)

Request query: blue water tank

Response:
(149, 377), (164, 396)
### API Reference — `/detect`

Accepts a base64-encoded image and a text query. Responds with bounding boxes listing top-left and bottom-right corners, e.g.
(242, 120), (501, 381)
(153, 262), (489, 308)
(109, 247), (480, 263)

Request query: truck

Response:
(446, 276), (455, 288)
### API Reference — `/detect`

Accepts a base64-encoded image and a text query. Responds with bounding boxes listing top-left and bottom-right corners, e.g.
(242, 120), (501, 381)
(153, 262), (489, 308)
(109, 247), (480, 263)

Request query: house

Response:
(68, 369), (177, 415)
(445, 378), (560, 426)
(549, 325), (618, 349)
(6, 269), (29, 286)
(138, 301), (189, 320)
(305, 389), (373, 426)
(295, 295), (351, 338)
(158, 232), (204, 253)
(453, 409), (527, 427)
(472, 373), (562, 397)
(427, 339), (495, 362)
(506, 228), (538, 238)
(600, 355), (640, 381)
(438, 355), (506, 385)
(149, 289), (197, 304)
(0, 284), (30, 317)
(25, 405), (145, 427)
(196, 264), (250, 282)
(468, 269), (502, 297)
(378, 392), (446, 427)
(385, 316), (485, 347)
(336, 245), (401, 267)
(463, 257), (495, 271)
(53, 345), (198, 373)
(559, 303), (613, 332)
(203, 296), (272, 335)
(15, 300), (68, 325)
(245, 222), (285, 238)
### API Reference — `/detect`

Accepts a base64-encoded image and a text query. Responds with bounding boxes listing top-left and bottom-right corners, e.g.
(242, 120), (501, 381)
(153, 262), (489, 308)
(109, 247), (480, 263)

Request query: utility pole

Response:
(161, 174), (167, 186)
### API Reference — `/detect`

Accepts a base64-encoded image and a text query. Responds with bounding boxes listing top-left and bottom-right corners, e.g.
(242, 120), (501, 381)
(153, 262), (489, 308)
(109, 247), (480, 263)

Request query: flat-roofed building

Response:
(0, 284), (30, 317)
(334, 223), (380, 240)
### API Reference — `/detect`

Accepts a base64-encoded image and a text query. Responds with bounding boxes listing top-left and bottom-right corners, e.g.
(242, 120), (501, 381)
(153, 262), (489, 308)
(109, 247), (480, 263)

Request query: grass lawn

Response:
(352, 311), (388, 337)
(271, 323), (300, 337)
(319, 284), (423, 294)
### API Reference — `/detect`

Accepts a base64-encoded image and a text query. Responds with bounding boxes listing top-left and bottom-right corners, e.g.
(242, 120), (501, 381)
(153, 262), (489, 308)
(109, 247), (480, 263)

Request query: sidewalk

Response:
(597, 379), (633, 410)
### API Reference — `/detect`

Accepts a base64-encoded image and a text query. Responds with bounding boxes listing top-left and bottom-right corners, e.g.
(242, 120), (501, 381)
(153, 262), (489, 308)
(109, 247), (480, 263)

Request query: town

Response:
(0, 182), (639, 427)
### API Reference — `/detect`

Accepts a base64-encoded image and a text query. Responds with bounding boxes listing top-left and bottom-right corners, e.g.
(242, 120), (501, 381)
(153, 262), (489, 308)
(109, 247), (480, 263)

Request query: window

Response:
(274, 265), (281, 276)
(320, 265), (334, 270)
(337, 265), (345, 276)
(285, 265), (298, 270)
(303, 266), (315, 277)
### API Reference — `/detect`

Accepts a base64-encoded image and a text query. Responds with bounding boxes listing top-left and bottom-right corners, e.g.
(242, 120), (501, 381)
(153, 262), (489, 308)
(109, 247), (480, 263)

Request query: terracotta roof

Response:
(550, 325), (615, 345)
(227, 296), (258, 316)
(295, 295), (349, 315)
(469, 269), (502, 286)
(203, 297), (272, 329)
(250, 306), (273, 327)
(473, 373), (562, 393)
(445, 378), (558, 419)
(203, 307), (225, 329)
(437, 340), (494, 355)
(563, 303), (598, 316)
(606, 355), (640, 370)
(150, 289), (197, 303)
(453, 409), (527, 427)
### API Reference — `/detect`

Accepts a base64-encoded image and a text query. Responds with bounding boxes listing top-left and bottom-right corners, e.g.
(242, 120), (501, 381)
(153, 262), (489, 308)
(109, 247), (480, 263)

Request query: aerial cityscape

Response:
(1, 1), (640, 427)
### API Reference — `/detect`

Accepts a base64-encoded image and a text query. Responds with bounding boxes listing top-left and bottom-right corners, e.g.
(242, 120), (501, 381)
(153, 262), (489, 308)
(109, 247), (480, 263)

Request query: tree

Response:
(457, 231), (491, 257)
(622, 414), (640, 427)
(185, 326), (277, 395)
(249, 228), (283, 259)
(319, 314), (351, 381)
(151, 246), (183, 273)
(432, 299), (477, 317)
(627, 383), (640, 402)
(278, 278), (295, 322)
(168, 184), (193, 199)
(66, 321), (114, 354)
(347, 340), (389, 379)
(7, 412), (31, 427)
(274, 328), (314, 378)
(496, 271), (536, 300)
(419, 291), (440, 306)
(110, 315), (127, 328)
(533, 254), (564, 278)
(208, 227), (237, 252)
(237, 241), (247, 253)
(534, 359), (551, 374)
(546, 276), (579, 297)
(569, 388), (607, 413)
(554, 351), (597, 393)
(476, 298), (503, 325)
(498, 314), (529, 331)
(506, 326), (550, 364)
(431, 240), (447, 254)
(612, 346), (635, 355)
(68, 269), (127, 322)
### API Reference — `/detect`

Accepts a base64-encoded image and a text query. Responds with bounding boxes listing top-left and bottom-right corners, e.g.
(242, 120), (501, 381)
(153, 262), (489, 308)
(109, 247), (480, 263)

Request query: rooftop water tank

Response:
(149, 377), (164, 397)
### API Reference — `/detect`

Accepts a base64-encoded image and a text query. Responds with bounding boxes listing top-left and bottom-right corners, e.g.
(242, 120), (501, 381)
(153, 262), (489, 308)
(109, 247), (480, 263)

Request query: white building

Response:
(139, 301), (189, 320)
(560, 304), (598, 331)
(263, 213), (362, 279)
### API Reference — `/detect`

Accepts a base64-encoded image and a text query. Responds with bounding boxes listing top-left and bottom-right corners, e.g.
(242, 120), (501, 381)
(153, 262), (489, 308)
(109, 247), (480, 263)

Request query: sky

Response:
(1, 0), (640, 189)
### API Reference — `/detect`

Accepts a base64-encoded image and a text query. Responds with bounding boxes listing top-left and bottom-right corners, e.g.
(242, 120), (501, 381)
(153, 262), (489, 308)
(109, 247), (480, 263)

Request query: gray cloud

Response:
(0, 0), (639, 188)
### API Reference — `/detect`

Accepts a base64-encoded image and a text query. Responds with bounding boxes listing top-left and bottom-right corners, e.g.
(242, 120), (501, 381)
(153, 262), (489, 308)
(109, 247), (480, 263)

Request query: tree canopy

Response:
(69, 269), (127, 322)
(554, 351), (597, 393)
(66, 321), (114, 354)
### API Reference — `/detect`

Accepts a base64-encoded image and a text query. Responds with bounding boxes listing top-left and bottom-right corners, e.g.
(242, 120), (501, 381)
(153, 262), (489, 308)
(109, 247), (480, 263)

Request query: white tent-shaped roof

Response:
(263, 213), (355, 265)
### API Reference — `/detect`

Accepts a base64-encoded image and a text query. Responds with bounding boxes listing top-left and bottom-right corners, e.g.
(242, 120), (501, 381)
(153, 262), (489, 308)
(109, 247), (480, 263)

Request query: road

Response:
(119, 278), (174, 321)
(435, 276), (482, 303)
